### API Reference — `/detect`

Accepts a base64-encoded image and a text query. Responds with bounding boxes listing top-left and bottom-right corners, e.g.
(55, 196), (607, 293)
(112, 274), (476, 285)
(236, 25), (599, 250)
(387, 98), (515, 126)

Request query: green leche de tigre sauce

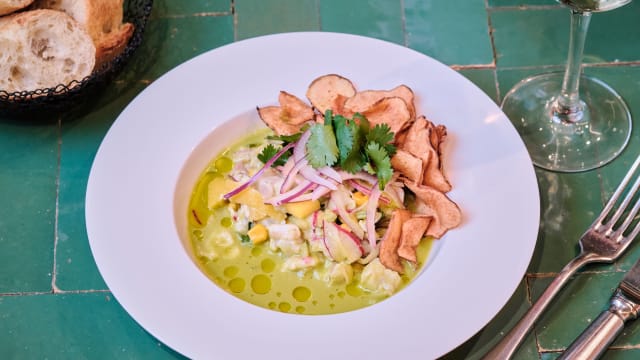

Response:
(187, 129), (433, 315)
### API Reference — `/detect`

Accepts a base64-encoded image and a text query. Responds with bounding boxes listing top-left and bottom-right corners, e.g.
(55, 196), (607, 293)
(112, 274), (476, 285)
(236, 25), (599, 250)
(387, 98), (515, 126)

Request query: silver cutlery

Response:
(559, 257), (640, 359)
(484, 154), (640, 359)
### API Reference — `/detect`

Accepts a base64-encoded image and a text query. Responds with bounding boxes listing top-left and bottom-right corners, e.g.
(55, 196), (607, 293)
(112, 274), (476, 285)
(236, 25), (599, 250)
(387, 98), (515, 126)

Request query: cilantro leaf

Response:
(365, 142), (393, 189)
(333, 114), (367, 173)
(367, 124), (396, 156)
(257, 144), (290, 167)
(306, 123), (339, 168)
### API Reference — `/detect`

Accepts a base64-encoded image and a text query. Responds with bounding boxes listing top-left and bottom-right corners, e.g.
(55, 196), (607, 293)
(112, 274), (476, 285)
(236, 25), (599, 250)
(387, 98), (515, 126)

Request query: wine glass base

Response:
(501, 72), (632, 172)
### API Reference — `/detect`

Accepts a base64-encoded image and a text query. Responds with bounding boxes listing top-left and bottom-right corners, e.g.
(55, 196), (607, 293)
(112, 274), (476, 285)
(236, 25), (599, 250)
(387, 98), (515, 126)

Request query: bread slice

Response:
(32, 0), (134, 68)
(0, 9), (95, 93)
(0, 0), (34, 16)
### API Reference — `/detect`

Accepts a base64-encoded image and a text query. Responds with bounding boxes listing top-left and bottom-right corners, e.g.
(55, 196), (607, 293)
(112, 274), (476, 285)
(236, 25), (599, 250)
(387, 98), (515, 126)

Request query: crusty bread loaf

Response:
(0, 0), (34, 16)
(0, 9), (95, 93)
(32, 0), (134, 68)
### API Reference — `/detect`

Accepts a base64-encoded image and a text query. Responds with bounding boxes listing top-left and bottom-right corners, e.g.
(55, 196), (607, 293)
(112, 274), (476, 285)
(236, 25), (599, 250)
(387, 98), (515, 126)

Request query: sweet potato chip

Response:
(391, 149), (424, 184)
(400, 116), (452, 192)
(405, 182), (461, 239)
(379, 208), (412, 273)
(361, 97), (412, 138)
(398, 216), (431, 262)
(306, 74), (356, 114)
(343, 85), (416, 120)
(257, 106), (302, 136)
(279, 91), (314, 125)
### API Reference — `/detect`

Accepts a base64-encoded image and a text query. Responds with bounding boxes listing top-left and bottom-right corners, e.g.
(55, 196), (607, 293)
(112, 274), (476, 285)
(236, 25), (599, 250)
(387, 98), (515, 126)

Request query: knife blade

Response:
(559, 258), (640, 360)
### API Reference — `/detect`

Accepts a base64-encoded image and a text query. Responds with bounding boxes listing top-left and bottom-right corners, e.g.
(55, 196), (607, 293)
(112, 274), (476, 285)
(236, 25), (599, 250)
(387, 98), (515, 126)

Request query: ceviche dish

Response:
(187, 74), (462, 315)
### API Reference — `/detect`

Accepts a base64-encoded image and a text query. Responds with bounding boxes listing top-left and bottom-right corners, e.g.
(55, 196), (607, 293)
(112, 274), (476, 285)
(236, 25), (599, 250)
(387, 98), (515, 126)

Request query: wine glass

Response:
(501, 0), (632, 172)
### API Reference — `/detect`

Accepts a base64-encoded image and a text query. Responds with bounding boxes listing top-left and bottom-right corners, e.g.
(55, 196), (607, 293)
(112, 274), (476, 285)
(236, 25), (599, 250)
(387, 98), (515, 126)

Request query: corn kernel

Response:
(283, 200), (320, 219)
(247, 224), (268, 244)
(353, 191), (368, 207)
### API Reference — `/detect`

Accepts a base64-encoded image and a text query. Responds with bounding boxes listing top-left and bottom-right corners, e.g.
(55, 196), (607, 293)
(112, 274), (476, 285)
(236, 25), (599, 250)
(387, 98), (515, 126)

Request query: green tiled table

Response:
(2, 0), (640, 359)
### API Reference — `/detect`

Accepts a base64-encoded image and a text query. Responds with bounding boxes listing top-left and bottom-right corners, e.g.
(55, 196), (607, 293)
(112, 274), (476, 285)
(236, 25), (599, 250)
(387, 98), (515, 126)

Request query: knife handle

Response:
(559, 290), (640, 360)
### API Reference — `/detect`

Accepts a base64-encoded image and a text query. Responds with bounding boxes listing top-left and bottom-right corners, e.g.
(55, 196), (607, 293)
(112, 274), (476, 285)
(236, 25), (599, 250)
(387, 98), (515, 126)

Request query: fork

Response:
(484, 154), (640, 359)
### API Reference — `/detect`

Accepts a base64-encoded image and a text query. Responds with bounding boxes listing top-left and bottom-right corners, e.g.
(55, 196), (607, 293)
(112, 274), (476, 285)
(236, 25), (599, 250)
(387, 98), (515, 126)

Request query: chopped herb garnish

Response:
(306, 123), (339, 168)
(304, 111), (395, 189)
(240, 234), (251, 244)
(257, 144), (291, 167)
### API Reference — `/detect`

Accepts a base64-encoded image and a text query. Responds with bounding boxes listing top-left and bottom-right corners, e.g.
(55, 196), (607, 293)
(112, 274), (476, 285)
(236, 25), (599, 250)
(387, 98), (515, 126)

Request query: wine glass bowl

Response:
(500, 0), (632, 172)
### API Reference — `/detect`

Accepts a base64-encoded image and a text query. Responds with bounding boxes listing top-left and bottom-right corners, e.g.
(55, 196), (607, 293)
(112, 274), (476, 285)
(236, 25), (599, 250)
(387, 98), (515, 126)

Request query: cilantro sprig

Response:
(257, 111), (396, 188)
(307, 110), (395, 189)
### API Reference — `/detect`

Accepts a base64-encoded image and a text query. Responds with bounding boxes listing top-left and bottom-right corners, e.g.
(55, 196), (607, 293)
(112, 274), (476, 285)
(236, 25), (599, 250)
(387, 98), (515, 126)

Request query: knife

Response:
(559, 258), (640, 360)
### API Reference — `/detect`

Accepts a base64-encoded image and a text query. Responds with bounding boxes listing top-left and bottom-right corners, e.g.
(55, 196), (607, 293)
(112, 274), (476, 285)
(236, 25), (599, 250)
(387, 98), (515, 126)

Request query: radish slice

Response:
(366, 181), (382, 247)
(334, 224), (365, 255)
(223, 142), (295, 199)
(330, 187), (365, 239)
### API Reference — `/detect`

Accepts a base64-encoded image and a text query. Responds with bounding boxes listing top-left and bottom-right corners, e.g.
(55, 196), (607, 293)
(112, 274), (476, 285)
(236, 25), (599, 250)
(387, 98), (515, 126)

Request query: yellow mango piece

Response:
(248, 224), (269, 244)
(353, 191), (368, 207)
(231, 187), (286, 221)
(284, 200), (321, 219)
(208, 177), (240, 209)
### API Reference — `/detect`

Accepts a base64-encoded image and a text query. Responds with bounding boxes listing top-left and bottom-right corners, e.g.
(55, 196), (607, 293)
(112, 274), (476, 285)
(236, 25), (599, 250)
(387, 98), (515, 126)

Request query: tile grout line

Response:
(51, 117), (62, 294)
(483, 0), (501, 102)
(399, 0), (407, 48)
(231, 0), (238, 42)
(0, 289), (111, 297)
(487, 4), (565, 12)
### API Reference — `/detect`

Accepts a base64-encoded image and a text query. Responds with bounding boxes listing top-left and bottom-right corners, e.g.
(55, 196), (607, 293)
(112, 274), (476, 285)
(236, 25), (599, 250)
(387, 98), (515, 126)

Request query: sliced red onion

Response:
(292, 185), (331, 202)
(337, 170), (377, 185)
(347, 179), (391, 205)
(318, 166), (342, 183)
(299, 163), (337, 190)
(293, 129), (312, 162)
(223, 142), (295, 200)
(330, 188), (365, 239)
(366, 181), (382, 247)
(266, 180), (314, 205)
(280, 157), (307, 193)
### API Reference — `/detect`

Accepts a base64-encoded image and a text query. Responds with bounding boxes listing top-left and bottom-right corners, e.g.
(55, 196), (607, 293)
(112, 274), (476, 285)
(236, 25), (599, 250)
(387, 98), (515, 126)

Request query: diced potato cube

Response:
(353, 191), (368, 207)
(248, 223), (269, 244)
(284, 200), (321, 219)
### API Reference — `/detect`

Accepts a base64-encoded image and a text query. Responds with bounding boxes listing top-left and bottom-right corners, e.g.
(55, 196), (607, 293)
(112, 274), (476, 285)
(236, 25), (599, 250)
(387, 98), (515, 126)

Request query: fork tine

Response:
(604, 172), (640, 233)
(595, 155), (640, 227)
(612, 195), (640, 240)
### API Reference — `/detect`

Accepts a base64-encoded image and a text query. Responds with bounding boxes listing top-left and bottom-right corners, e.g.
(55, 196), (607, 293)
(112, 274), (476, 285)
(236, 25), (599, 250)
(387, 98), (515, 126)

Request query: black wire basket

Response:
(0, 0), (153, 120)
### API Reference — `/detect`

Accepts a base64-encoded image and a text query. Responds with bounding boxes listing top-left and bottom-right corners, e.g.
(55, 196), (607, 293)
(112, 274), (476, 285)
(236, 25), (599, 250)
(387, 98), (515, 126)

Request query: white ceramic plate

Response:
(86, 32), (540, 359)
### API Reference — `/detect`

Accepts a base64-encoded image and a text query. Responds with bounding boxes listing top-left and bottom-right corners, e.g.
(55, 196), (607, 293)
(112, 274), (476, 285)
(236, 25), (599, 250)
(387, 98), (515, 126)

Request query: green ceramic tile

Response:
(457, 68), (500, 103)
(0, 122), (58, 293)
(56, 81), (150, 291)
(152, 0), (231, 17)
(0, 292), (183, 359)
(132, 14), (234, 80)
(488, 0), (558, 6)
(491, 8), (569, 68)
(584, 1), (640, 64)
(530, 169), (605, 274)
(532, 272), (624, 351)
(441, 279), (539, 360)
(319, 0), (403, 44)
(491, 4), (640, 68)
(600, 349), (640, 360)
(404, 0), (493, 66)
(235, 0), (319, 40)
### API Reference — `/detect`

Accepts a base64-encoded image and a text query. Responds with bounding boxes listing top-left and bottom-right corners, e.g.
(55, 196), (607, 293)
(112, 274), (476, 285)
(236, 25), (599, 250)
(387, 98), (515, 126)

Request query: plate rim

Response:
(86, 31), (540, 359)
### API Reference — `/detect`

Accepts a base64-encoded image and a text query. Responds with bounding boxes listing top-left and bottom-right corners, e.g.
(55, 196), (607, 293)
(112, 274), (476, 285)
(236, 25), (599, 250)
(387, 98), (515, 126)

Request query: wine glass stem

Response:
(555, 10), (592, 123)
